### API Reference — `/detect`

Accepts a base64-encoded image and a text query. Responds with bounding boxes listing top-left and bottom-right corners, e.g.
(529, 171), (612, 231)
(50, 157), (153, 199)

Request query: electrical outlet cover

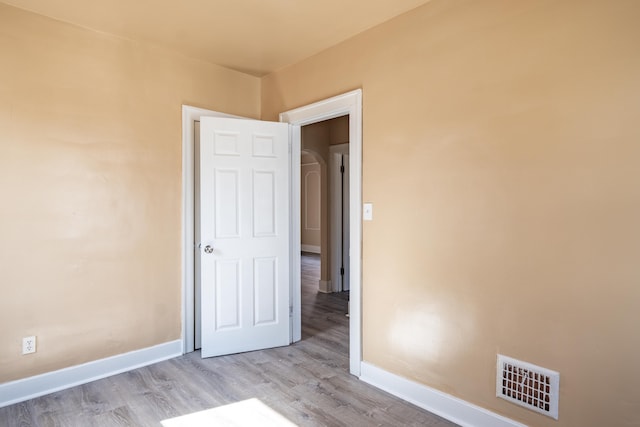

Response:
(23, 336), (36, 354)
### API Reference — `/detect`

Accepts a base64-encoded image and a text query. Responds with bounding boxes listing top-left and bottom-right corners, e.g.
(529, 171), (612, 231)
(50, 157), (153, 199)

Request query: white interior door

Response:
(199, 117), (290, 358)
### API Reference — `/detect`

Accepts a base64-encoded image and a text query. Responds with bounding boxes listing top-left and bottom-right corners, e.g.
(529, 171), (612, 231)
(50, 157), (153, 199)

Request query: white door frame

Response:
(280, 89), (363, 376)
(181, 89), (363, 377)
(330, 143), (349, 293)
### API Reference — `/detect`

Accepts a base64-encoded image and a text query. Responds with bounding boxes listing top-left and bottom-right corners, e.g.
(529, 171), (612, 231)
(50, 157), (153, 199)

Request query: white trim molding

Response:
(0, 340), (182, 409)
(318, 280), (332, 294)
(329, 143), (349, 294)
(301, 244), (321, 253)
(360, 363), (527, 427)
(280, 88), (363, 377)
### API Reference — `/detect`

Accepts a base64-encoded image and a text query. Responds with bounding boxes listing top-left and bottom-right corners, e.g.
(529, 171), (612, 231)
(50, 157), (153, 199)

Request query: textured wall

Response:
(262, 1), (640, 425)
(0, 3), (260, 382)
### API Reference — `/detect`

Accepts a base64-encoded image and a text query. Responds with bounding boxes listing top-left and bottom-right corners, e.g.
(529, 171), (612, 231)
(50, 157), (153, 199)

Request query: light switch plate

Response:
(363, 203), (373, 221)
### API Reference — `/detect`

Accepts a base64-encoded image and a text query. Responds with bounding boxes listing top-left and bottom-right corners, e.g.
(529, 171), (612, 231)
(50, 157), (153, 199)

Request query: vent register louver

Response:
(497, 355), (560, 420)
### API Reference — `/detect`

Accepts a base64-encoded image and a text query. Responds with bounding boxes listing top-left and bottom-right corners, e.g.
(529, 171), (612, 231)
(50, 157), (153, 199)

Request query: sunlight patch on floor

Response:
(161, 398), (298, 427)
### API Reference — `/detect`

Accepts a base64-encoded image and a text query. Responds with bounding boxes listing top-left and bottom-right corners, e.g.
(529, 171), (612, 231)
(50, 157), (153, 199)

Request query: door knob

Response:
(204, 245), (214, 254)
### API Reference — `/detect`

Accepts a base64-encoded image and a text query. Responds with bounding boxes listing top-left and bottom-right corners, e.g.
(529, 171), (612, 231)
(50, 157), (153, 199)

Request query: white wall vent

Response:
(497, 354), (560, 420)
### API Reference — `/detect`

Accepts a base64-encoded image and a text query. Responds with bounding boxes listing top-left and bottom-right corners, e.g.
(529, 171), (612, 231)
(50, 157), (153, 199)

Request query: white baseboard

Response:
(0, 340), (182, 409)
(360, 362), (526, 427)
(318, 280), (332, 293)
(301, 244), (320, 254)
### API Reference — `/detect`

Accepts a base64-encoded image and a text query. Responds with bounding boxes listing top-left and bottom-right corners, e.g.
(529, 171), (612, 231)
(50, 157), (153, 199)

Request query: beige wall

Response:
(327, 115), (348, 147)
(302, 116), (349, 162)
(263, 1), (640, 426)
(0, 3), (260, 382)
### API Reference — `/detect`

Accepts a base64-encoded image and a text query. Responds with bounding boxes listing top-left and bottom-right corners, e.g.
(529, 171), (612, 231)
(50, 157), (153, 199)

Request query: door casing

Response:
(181, 89), (363, 376)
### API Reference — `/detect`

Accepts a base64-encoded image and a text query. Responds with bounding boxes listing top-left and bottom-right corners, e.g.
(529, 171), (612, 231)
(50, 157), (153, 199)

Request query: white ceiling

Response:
(2, 0), (432, 76)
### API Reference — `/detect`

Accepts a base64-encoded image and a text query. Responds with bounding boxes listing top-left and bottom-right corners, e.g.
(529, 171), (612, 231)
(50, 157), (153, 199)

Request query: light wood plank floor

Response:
(1, 254), (458, 427)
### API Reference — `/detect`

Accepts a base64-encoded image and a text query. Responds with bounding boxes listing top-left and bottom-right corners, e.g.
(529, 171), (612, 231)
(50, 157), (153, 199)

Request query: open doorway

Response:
(299, 116), (350, 341)
(299, 116), (350, 296)
(184, 112), (352, 350)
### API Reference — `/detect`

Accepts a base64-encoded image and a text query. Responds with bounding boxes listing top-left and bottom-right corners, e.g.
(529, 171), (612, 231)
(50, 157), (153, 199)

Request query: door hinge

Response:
(289, 306), (293, 317)
(340, 165), (345, 173)
(340, 267), (345, 276)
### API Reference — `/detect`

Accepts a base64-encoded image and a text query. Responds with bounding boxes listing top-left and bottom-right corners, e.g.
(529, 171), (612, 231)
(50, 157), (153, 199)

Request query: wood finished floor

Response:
(0, 253), (457, 427)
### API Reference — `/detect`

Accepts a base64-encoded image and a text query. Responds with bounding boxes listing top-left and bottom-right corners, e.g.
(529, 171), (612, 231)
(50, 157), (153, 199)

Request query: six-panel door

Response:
(199, 117), (290, 357)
